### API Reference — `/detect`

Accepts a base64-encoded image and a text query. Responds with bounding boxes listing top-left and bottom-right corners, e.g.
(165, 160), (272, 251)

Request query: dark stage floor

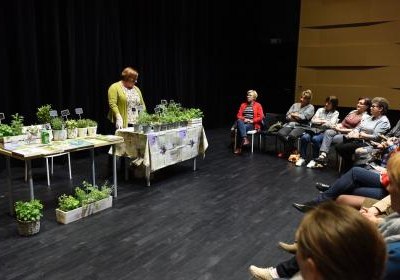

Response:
(0, 128), (339, 280)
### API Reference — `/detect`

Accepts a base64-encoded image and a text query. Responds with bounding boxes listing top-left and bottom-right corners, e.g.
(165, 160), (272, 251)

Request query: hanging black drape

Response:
(0, 0), (300, 132)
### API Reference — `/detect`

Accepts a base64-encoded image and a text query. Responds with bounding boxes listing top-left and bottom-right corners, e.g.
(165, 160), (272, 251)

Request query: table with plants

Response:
(0, 132), (124, 214)
(113, 102), (207, 186)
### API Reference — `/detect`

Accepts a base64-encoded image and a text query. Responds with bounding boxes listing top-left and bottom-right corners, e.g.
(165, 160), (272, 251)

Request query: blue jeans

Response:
(236, 119), (254, 145)
(300, 133), (324, 159)
(315, 166), (387, 202)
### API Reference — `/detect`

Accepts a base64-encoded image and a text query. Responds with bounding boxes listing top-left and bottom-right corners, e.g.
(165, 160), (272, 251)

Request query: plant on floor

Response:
(57, 195), (80, 212)
(15, 199), (43, 222)
(74, 181), (112, 206)
(36, 104), (53, 124)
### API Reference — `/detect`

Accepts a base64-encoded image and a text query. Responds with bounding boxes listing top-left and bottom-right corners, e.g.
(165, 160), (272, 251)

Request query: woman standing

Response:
(108, 67), (146, 129)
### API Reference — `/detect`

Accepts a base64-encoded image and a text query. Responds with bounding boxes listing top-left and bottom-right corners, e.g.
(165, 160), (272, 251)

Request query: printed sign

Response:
(49, 110), (58, 117)
(61, 109), (70, 117)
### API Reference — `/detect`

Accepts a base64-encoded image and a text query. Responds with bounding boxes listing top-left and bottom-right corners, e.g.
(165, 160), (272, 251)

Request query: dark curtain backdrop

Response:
(0, 0), (300, 132)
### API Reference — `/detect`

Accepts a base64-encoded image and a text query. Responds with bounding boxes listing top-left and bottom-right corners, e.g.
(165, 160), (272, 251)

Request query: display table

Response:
(114, 125), (208, 186)
(0, 135), (124, 214)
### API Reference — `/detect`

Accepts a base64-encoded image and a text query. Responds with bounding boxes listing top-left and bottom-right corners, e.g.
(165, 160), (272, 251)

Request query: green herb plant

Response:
(57, 195), (80, 212)
(15, 199), (43, 222)
(36, 104), (53, 124)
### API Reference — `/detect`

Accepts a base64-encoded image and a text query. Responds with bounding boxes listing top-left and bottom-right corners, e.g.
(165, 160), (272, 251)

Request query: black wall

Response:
(0, 0), (301, 132)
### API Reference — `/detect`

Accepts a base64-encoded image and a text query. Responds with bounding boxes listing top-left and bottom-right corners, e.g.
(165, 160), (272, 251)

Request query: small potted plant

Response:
(65, 119), (78, 139)
(15, 199), (43, 236)
(86, 119), (98, 137)
(50, 117), (67, 141)
(55, 194), (81, 224)
(55, 181), (113, 224)
(36, 104), (53, 125)
(76, 119), (88, 137)
(0, 113), (27, 148)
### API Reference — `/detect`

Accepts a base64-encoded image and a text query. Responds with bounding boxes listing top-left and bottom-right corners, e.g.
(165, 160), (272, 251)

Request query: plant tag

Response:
(0, 112), (4, 123)
(61, 109), (70, 117)
(50, 110), (58, 117)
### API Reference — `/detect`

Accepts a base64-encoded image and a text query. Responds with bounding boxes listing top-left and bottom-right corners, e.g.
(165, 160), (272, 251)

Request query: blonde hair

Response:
(388, 152), (400, 189)
(247, 90), (258, 100)
(301, 89), (312, 100)
(297, 202), (386, 280)
(121, 67), (138, 82)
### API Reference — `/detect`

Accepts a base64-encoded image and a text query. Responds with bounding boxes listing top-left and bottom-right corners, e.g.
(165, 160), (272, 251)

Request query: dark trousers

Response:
(277, 126), (306, 153)
(276, 256), (299, 278)
(316, 166), (387, 202)
(335, 140), (368, 172)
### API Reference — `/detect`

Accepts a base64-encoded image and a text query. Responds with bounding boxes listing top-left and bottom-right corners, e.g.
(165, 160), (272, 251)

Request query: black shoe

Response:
(315, 182), (330, 192)
(292, 201), (318, 213)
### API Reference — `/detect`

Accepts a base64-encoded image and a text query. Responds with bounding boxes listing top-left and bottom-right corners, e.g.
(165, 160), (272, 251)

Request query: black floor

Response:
(0, 128), (339, 280)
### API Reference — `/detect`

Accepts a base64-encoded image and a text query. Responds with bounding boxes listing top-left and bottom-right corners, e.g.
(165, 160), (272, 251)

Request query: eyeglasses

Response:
(357, 101), (365, 105)
(371, 104), (380, 108)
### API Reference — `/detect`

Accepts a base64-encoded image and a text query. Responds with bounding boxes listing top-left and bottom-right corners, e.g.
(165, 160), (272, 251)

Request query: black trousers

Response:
(276, 256), (299, 278)
(335, 140), (368, 173)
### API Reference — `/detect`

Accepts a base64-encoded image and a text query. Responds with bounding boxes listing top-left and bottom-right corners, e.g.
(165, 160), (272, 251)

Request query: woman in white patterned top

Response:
(107, 67), (146, 129)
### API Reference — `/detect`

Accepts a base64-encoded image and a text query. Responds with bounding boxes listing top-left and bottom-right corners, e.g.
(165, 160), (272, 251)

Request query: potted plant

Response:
(55, 181), (113, 224)
(55, 194), (81, 224)
(15, 199), (43, 236)
(76, 119), (88, 137)
(65, 119), (78, 139)
(50, 117), (67, 141)
(86, 119), (98, 137)
(0, 113), (27, 149)
(36, 104), (53, 125)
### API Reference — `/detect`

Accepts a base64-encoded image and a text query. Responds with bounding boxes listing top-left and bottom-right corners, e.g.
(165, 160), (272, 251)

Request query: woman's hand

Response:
(116, 114), (123, 129)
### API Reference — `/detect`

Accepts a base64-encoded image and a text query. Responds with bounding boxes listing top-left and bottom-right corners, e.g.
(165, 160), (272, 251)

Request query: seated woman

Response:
(277, 89), (314, 157)
(250, 152), (400, 280)
(295, 96), (339, 167)
(335, 97), (391, 172)
(293, 136), (400, 212)
(313, 97), (371, 166)
(249, 202), (386, 280)
(234, 90), (264, 154)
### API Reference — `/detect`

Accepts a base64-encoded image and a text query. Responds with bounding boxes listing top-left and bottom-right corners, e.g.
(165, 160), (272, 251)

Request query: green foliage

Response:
(10, 113), (24, 135)
(86, 119), (98, 127)
(65, 119), (78, 129)
(0, 124), (14, 137)
(74, 181), (112, 207)
(57, 195), (80, 211)
(50, 117), (65, 130)
(0, 113), (25, 137)
(15, 199), (43, 222)
(36, 104), (53, 124)
(76, 119), (88, 128)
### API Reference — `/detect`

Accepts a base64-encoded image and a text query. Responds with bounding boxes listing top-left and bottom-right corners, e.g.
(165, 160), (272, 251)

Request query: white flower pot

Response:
(55, 196), (113, 225)
(67, 128), (78, 139)
(77, 127), (88, 138)
(87, 126), (97, 137)
(52, 129), (67, 141)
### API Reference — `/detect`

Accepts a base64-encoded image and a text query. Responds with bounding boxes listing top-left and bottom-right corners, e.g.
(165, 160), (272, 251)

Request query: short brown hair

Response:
(371, 97), (389, 115)
(121, 67), (138, 82)
(296, 202), (386, 280)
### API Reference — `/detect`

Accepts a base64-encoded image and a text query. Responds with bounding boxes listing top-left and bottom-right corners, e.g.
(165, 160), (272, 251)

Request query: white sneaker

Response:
(248, 265), (276, 280)
(306, 160), (316, 168)
(295, 158), (306, 166)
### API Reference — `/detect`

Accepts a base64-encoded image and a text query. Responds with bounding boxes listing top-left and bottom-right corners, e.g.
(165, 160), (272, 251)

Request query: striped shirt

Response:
(243, 105), (254, 120)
